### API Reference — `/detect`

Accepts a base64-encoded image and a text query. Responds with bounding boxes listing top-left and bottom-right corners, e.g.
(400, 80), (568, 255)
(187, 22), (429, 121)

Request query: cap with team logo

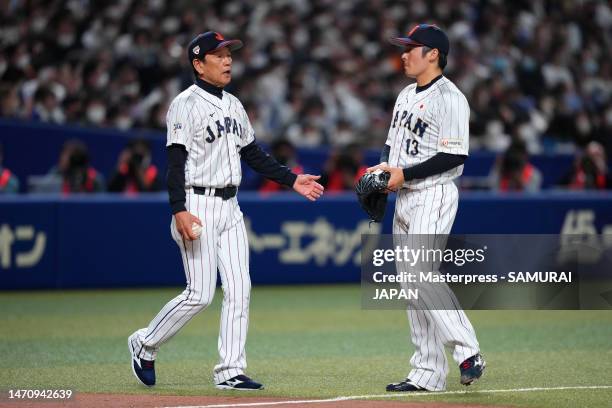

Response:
(187, 31), (243, 64)
(389, 24), (449, 56)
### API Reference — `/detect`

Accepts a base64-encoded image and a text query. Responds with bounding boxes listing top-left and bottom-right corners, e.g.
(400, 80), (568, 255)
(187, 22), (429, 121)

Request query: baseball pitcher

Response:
(368, 24), (486, 392)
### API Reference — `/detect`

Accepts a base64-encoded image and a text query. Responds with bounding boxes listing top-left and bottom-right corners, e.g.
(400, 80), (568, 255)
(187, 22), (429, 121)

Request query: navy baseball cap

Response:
(389, 24), (449, 55)
(187, 31), (243, 63)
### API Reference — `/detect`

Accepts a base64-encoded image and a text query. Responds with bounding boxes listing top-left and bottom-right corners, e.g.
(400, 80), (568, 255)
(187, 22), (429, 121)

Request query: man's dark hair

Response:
(128, 138), (151, 152)
(501, 140), (528, 176)
(422, 46), (447, 70)
(34, 86), (55, 103)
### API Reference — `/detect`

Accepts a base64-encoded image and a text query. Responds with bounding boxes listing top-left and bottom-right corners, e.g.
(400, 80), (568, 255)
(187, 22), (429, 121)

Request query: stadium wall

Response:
(1, 192), (611, 289)
(0, 119), (574, 191)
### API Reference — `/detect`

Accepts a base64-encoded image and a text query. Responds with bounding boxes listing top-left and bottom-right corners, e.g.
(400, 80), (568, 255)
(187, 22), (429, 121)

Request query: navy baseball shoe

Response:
(460, 353), (486, 385)
(216, 375), (264, 390)
(386, 378), (427, 392)
(128, 335), (155, 386)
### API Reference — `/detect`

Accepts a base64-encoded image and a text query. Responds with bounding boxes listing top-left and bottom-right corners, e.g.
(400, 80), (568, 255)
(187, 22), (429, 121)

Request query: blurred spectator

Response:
(331, 119), (359, 147)
(490, 140), (542, 192)
(0, 144), (19, 194)
(0, 85), (21, 118)
(560, 141), (611, 190)
(108, 138), (161, 193)
(321, 144), (367, 192)
(47, 139), (104, 193)
(0, 1), (609, 153)
(259, 139), (303, 193)
(30, 86), (64, 124)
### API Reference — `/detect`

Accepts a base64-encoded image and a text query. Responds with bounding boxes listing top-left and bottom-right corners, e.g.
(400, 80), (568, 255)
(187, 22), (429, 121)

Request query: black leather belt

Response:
(193, 185), (237, 200)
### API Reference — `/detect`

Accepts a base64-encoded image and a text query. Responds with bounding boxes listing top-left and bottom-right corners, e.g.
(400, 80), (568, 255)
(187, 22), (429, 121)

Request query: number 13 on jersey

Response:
(407, 136), (420, 156)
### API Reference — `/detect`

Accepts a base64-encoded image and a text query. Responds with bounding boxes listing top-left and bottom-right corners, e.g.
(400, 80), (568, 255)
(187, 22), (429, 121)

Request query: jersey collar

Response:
(415, 74), (444, 93)
(195, 77), (224, 99)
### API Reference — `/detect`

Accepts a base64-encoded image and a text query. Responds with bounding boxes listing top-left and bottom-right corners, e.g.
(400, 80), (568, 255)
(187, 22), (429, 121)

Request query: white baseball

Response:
(191, 222), (202, 239)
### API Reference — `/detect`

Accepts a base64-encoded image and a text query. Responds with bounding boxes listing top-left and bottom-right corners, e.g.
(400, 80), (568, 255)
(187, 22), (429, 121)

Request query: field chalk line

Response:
(161, 385), (612, 408)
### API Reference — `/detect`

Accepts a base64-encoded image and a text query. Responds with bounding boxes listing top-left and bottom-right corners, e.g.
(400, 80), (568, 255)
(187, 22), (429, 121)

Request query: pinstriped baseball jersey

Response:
(387, 75), (481, 391)
(130, 83), (255, 384)
(128, 31), (289, 390)
(131, 82), (257, 385)
(392, 183), (480, 391)
(167, 85), (255, 188)
(386, 76), (470, 190)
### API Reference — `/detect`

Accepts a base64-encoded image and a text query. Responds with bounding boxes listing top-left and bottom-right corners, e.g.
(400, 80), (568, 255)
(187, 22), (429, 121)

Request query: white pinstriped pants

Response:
(393, 182), (480, 391)
(130, 191), (251, 384)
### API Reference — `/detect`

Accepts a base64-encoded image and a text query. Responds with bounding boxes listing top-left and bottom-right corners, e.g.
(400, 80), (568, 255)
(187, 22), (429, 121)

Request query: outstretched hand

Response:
(293, 174), (324, 201)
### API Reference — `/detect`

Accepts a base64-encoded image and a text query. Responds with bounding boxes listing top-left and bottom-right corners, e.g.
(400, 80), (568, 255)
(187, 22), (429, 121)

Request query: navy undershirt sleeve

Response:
(403, 153), (467, 181)
(167, 143), (188, 214)
(380, 144), (391, 163)
(240, 140), (297, 187)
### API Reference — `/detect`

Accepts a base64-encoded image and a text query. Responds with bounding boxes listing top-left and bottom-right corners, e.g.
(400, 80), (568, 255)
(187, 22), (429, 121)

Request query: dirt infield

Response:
(0, 393), (513, 408)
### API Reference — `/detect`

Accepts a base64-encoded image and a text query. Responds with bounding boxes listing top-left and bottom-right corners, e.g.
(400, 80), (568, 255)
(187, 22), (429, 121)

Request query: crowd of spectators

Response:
(0, 0), (610, 193)
(18, 138), (161, 194)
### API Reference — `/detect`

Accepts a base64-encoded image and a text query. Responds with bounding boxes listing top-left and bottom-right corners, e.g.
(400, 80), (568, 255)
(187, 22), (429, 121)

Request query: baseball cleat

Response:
(460, 353), (486, 385)
(386, 378), (427, 392)
(216, 374), (264, 390)
(128, 335), (156, 386)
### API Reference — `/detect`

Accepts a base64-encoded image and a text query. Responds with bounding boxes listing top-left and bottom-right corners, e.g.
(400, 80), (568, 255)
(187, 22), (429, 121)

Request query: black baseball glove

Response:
(355, 170), (390, 223)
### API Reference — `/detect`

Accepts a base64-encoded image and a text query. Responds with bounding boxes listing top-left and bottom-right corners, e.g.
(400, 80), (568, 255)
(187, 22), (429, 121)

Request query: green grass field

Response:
(1, 285), (611, 407)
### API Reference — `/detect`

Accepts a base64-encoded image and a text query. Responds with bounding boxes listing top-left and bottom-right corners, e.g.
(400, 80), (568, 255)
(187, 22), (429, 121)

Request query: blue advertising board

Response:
(1, 192), (611, 289)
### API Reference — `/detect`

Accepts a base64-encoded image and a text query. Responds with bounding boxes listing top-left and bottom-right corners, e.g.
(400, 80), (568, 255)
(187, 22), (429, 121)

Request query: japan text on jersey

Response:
(166, 85), (255, 188)
(386, 76), (470, 190)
